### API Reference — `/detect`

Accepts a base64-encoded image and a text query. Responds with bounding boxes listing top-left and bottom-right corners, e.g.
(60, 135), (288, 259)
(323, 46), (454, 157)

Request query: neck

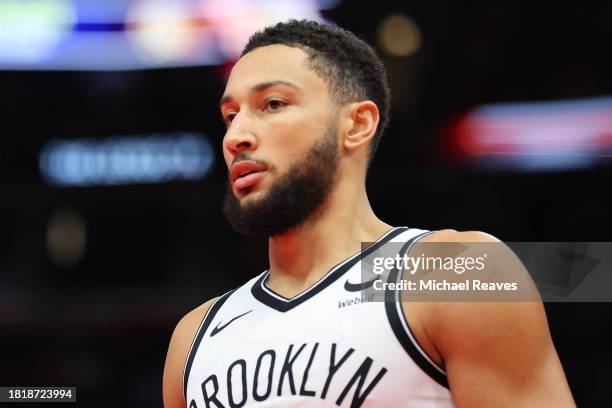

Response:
(266, 182), (392, 298)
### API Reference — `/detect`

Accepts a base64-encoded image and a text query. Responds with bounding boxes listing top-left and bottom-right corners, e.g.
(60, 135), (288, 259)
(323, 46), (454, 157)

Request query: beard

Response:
(222, 124), (339, 238)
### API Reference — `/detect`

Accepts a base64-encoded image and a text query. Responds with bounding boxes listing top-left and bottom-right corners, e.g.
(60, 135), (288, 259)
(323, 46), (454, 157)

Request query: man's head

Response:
(220, 20), (390, 237)
(240, 19), (391, 157)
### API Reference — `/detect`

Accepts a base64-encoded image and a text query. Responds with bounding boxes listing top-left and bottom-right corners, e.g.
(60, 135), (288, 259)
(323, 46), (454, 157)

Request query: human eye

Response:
(223, 111), (237, 126)
(263, 98), (287, 112)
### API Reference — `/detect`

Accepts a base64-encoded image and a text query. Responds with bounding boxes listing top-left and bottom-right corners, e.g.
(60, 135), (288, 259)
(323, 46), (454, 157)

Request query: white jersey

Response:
(184, 227), (454, 407)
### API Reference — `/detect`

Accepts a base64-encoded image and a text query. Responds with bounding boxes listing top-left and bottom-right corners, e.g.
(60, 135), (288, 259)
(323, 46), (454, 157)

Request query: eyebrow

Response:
(219, 80), (302, 107)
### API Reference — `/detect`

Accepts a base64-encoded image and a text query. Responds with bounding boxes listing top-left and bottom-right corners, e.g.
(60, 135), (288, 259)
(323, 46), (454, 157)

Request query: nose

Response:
(223, 116), (258, 157)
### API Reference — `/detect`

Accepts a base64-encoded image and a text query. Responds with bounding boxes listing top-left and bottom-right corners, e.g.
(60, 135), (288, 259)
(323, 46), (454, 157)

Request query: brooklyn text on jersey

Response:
(183, 228), (453, 408)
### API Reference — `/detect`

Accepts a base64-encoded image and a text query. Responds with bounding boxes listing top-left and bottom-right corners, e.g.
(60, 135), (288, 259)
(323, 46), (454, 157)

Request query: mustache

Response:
(228, 154), (273, 182)
(230, 154), (271, 168)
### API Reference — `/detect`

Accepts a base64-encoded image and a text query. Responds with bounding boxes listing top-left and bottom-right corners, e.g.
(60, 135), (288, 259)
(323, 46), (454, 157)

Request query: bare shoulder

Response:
(173, 298), (219, 343)
(399, 229), (505, 366)
(413, 228), (542, 350)
(421, 228), (499, 243)
(420, 228), (531, 287)
(162, 297), (219, 408)
(408, 229), (574, 406)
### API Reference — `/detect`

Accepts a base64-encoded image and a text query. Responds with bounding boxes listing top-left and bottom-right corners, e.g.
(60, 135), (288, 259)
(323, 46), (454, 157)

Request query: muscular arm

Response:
(163, 298), (218, 408)
(439, 299), (574, 407)
(406, 231), (575, 407)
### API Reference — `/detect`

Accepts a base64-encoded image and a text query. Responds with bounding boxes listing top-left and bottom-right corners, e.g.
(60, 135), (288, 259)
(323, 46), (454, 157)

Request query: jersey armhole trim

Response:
(384, 231), (450, 389)
(182, 289), (236, 399)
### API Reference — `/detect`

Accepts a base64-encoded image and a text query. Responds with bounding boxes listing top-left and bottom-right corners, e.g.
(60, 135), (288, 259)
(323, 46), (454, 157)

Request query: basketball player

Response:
(163, 20), (575, 407)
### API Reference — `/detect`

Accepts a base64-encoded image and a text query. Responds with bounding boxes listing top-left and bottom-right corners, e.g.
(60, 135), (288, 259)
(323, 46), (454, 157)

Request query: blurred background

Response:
(1, 0), (611, 406)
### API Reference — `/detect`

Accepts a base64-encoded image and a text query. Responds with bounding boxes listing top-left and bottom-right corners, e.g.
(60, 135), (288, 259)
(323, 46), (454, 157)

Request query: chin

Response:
(236, 187), (266, 204)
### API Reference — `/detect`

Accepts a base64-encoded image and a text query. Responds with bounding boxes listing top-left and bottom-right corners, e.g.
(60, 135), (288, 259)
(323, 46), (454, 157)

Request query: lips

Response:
(230, 161), (268, 191)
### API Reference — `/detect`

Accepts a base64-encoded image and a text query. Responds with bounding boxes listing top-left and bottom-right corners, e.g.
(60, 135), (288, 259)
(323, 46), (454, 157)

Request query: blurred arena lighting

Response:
(0, 0), (340, 70)
(126, 0), (214, 64)
(197, 0), (327, 60)
(378, 14), (422, 57)
(0, 0), (76, 63)
(446, 95), (612, 172)
(39, 133), (215, 186)
(46, 208), (87, 268)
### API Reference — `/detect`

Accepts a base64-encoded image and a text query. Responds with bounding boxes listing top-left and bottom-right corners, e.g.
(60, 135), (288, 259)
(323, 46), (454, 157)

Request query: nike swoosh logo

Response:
(344, 277), (380, 292)
(210, 310), (252, 337)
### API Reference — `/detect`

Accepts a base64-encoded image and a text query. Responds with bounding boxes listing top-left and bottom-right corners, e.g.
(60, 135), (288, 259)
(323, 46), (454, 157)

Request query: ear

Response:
(342, 101), (380, 153)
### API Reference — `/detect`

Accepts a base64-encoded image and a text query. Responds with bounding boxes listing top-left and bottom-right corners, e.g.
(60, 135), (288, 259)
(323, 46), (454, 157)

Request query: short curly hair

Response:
(241, 19), (391, 164)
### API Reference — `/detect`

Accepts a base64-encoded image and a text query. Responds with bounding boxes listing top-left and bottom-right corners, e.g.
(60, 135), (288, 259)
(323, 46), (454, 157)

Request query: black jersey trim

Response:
(384, 232), (450, 389)
(251, 226), (409, 312)
(182, 289), (235, 399)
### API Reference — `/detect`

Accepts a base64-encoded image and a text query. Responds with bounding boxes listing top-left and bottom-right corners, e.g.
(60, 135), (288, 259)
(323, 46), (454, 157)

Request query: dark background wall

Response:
(1, 0), (611, 406)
